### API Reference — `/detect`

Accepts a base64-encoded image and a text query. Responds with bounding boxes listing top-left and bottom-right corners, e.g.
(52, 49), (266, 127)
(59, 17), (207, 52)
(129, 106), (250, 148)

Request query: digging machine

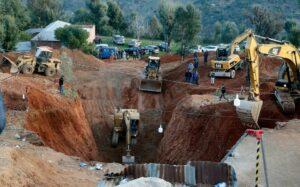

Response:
(139, 56), (162, 93)
(233, 29), (300, 128)
(210, 44), (243, 78)
(111, 108), (140, 164)
(1, 46), (61, 76)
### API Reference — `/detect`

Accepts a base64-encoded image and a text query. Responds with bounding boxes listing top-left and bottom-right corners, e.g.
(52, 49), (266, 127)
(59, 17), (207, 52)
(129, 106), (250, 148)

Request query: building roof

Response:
(25, 28), (44, 35)
(31, 20), (70, 42)
(15, 41), (32, 52)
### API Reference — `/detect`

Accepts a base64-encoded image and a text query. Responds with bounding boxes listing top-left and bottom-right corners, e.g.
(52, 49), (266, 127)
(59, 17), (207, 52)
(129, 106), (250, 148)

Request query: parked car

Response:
(128, 39), (141, 47)
(113, 35), (125, 45)
(158, 42), (168, 51)
(99, 47), (118, 59)
(145, 45), (159, 54)
(202, 45), (218, 52)
(125, 47), (148, 56)
(95, 44), (109, 51)
(190, 45), (203, 53)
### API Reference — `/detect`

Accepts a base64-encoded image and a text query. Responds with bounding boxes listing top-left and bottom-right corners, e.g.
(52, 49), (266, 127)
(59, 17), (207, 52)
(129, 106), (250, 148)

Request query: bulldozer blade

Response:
(139, 79), (162, 93)
(236, 100), (263, 129)
(122, 155), (135, 164)
(10, 65), (19, 74)
(2, 56), (19, 74)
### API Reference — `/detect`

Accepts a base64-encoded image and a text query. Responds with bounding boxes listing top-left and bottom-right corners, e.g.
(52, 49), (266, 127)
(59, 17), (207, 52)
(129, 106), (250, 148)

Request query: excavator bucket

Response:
(139, 79), (162, 93)
(1, 56), (19, 74)
(236, 100), (263, 129)
(122, 154), (135, 164)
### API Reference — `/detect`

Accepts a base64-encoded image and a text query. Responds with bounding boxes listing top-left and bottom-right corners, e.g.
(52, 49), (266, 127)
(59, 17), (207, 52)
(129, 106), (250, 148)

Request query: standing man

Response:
(219, 84), (228, 101)
(123, 50), (127, 60)
(59, 75), (64, 95)
(193, 52), (199, 70)
(185, 71), (191, 83)
(204, 50), (209, 66)
(211, 72), (215, 85)
(133, 50), (137, 60)
(192, 70), (199, 85)
(188, 62), (194, 73)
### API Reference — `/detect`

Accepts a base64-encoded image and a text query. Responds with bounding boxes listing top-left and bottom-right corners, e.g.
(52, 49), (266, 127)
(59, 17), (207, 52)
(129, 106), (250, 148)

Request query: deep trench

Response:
(75, 60), (246, 164)
(21, 56), (300, 165)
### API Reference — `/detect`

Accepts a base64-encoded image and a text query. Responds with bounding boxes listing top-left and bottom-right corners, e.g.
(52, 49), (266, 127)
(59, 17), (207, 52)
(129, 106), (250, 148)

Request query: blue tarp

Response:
(0, 92), (6, 134)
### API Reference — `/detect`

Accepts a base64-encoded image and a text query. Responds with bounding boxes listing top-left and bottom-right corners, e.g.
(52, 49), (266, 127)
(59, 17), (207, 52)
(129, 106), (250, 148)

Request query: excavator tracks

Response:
(275, 90), (295, 114)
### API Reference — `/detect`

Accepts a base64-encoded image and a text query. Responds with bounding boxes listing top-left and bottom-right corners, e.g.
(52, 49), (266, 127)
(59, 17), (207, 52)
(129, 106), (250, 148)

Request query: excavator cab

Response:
(35, 47), (53, 63)
(139, 56), (162, 93)
(111, 108), (140, 164)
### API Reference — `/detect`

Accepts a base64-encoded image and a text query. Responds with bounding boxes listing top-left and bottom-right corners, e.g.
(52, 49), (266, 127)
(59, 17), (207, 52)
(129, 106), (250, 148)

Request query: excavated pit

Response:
(2, 49), (298, 165)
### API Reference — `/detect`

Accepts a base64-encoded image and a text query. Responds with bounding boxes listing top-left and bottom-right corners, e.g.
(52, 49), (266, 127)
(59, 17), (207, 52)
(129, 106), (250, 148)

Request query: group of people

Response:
(184, 51), (230, 101)
(117, 50), (142, 60)
(184, 52), (202, 85)
(185, 62), (199, 85)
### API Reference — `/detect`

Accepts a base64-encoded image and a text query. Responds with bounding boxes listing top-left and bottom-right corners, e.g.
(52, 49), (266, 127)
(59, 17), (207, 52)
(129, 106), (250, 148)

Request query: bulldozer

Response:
(111, 108), (140, 164)
(1, 46), (61, 76)
(233, 29), (300, 129)
(139, 56), (162, 93)
(210, 44), (243, 79)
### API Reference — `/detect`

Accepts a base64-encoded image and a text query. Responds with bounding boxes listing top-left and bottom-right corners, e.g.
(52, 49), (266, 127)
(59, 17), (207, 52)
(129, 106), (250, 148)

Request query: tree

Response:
(288, 27), (300, 47)
(55, 26), (89, 49)
(28, 0), (63, 27)
(246, 5), (284, 37)
(214, 21), (222, 43)
(221, 21), (239, 43)
(0, 0), (30, 30)
(158, 1), (176, 48)
(284, 21), (297, 33)
(71, 8), (93, 24)
(128, 12), (145, 39)
(107, 1), (126, 33)
(86, 0), (111, 35)
(0, 16), (19, 50)
(172, 4), (201, 56)
(148, 16), (162, 40)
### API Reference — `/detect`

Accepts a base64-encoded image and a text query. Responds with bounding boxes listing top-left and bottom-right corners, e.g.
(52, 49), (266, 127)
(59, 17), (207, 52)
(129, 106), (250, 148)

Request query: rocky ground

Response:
(0, 49), (298, 186)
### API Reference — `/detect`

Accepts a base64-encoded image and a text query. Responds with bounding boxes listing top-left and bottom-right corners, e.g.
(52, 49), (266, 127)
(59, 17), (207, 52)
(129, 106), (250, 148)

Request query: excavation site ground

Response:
(0, 49), (299, 186)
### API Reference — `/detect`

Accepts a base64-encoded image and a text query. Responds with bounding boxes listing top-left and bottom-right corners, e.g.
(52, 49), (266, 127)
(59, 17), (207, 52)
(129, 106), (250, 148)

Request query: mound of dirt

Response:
(158, 95), (246, 164)
(25, 88), (99, 161)
(0, 143), (123, 187)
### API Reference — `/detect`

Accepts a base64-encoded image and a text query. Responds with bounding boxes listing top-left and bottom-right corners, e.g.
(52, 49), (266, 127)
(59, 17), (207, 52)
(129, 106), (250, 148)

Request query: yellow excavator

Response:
(234, 29), (300, 128)
(210, 44), (243, 79)
(111, 108), (140, 164)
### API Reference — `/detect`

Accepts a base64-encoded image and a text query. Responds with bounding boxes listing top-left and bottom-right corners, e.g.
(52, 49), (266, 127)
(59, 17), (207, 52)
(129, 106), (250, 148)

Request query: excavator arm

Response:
(235, 29), (300, 128)
(230, 29), (253, 55)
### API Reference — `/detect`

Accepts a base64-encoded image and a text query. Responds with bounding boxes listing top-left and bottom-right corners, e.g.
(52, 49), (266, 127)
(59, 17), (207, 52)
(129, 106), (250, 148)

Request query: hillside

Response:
(63, 0), (300, 35)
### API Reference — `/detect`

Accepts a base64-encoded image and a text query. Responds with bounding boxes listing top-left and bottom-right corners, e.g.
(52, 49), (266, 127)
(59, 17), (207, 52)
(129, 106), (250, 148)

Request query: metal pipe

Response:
(261, 136), (270, 187)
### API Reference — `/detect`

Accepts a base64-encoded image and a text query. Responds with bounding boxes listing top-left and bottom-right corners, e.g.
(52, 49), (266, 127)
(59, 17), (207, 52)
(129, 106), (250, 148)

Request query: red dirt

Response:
(67, 50), (299, 164)
(1, 49), (297, 166)
(158, 95), (247, 164)
(25, 87), (99, 161)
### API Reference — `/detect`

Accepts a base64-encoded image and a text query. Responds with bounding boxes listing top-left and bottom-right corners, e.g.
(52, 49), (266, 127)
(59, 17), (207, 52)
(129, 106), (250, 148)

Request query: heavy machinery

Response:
(111, 108), (140, 164)
(210, 44), (243, 79)
(139, 56), (162, 93)
(234, 29), (300, 128)
(1, 46), (61, 76)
